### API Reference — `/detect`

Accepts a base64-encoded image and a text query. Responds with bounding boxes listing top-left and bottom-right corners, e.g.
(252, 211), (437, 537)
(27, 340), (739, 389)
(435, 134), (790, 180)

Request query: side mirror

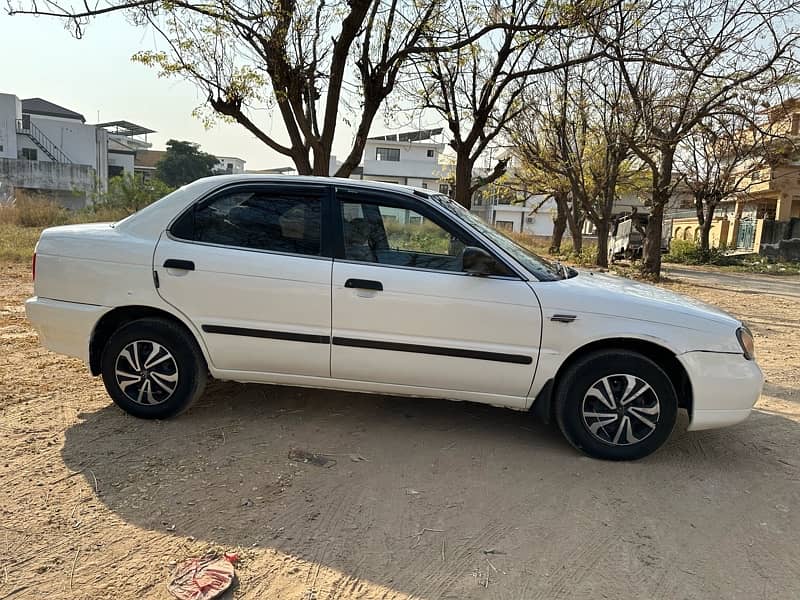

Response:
(462, 246), (498, 276)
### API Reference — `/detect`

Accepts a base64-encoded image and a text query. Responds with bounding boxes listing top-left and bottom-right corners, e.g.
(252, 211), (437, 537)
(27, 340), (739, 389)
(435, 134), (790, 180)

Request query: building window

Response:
(438, 183), (449, 195)
(21, 148), (38, 161)
(426, 149), (435, 158)
(792, 113), (800, 135)
(421, 182), (428, 189)
(376, 147), (400, 161)
(495, 220), (514, 231)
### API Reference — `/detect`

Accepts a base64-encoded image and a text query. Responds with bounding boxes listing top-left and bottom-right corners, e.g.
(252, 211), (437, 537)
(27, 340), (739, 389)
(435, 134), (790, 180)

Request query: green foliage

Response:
(91, 174), (174, 215)
(156, 139), (219, 187)
(665, 240), (733, 266)
(665, 240), (705, 264)
(383, 220), (451, 254)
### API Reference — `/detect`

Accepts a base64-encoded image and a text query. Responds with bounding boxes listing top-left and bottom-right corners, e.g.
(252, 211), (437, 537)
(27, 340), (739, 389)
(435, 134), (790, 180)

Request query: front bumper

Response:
(25, 296), (109, 366)
(678, 351), (764, 431)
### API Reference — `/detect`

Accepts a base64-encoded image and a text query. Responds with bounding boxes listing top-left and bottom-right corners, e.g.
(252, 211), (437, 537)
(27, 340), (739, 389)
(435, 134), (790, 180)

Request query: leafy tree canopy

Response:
(156, 140), (219, 187)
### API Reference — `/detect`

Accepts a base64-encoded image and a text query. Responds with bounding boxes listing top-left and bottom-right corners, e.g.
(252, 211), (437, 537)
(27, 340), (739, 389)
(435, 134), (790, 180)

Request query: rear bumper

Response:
(678, 351), (764, 431)
(25, 297), (109, 366)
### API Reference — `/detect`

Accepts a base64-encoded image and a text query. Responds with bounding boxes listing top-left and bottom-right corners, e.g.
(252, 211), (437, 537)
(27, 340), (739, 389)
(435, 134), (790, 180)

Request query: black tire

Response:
(101, 317), (207, 419)
(554, 350), (677, 460)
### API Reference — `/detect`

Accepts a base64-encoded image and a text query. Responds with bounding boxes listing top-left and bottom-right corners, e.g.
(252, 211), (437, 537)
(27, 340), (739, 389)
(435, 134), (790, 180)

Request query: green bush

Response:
(665, 240), (735, 266)
(90, 174), (173, 215)
(664, 239), (703, 264)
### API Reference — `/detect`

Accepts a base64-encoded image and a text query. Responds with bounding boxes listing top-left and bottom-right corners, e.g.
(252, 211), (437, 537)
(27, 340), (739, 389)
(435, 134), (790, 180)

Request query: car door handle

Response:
(163, 259), (195, 271)
(344, 278), (383, 291)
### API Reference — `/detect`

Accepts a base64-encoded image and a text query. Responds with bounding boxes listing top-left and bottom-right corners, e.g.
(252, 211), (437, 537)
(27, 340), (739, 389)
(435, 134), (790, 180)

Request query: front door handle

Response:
(344, 278), (383, 291)
(163, 259), (195, 271)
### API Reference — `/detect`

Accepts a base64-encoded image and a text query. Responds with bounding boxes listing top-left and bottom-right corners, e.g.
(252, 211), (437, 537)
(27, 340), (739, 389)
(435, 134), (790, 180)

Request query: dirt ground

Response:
(1, 261), (798, 600)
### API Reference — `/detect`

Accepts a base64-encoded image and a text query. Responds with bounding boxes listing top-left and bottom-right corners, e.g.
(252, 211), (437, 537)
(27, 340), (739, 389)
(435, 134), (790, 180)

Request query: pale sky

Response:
(1, 12), (398, 170)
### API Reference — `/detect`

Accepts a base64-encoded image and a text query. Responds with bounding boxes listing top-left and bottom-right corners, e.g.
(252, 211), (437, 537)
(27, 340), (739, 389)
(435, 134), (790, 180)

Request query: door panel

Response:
(331, 190), (540, 397)
(331, 262), (540, 396)
(153, 184), (332, 377)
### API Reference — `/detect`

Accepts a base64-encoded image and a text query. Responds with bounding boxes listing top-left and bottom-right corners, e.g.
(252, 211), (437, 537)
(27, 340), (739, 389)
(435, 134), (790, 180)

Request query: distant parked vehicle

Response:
(26, 176), (761, 460)
(608, 214), (670, 262)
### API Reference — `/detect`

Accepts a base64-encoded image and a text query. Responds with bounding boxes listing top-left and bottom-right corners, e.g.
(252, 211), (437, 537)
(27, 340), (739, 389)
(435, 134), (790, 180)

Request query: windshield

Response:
(429, 194), (564, 281)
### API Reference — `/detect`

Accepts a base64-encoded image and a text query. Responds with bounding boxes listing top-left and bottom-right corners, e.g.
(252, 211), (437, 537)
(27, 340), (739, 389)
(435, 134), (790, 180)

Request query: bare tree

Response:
(8, 0), (574, 176)
(406, 0), (609, 209)
(507, 87), (584, 253)
(506, 53), (644, 265)
(598, 0), (800, 278)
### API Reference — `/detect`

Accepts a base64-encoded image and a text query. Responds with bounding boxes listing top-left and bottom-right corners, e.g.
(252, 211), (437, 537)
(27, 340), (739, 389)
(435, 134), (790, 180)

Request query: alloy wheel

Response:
(581, 374), (661, 446)
(114, 340), (179, 406)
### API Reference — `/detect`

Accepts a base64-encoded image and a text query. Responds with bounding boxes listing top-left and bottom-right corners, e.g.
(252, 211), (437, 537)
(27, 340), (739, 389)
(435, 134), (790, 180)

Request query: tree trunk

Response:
(453, 154), (474, 209)
(568, 199), (583, 253)
(641, 152), (674, 279)
(550, 194), (567, 253)
(699, 199), (719, 257)
(312, 149), (332, 176)
(641, 201), (665, 279)
(595, 219), (610, 268)
(699, 221), (712, 256)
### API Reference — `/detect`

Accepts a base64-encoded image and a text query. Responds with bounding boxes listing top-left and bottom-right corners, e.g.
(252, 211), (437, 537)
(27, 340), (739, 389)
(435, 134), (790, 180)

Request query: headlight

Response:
(736, 326), (755, 360)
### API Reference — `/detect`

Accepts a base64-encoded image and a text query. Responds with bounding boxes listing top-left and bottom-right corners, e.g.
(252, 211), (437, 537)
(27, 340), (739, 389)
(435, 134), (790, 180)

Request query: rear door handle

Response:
(163, 259), (195, 271)
(344, 278), (383, 291)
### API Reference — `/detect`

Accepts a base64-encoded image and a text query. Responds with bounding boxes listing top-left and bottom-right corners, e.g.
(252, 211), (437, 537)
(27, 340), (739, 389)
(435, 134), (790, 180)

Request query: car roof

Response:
(195, 174), (438, 200)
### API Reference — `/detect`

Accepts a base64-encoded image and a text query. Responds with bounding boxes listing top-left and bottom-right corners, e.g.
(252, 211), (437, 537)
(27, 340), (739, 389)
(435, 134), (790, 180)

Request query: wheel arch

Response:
(89, 305), (209, 376)
(532, 337), (693, 423)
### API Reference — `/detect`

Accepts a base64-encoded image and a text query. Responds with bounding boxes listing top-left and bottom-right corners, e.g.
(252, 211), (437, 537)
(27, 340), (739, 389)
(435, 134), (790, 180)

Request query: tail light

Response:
(32, 252), (36, 281)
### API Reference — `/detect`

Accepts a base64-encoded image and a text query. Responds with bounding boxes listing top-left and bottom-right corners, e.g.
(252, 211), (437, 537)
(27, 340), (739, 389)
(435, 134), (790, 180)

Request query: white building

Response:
(351, 129), (448, 192)
(469, 152), (557, 237)
(0, 93), (154, 207)
(215, 156), (246, 175)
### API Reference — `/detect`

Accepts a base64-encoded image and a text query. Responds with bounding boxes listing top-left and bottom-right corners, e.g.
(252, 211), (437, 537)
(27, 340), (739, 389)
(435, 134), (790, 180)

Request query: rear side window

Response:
(171, 188), (322, 256)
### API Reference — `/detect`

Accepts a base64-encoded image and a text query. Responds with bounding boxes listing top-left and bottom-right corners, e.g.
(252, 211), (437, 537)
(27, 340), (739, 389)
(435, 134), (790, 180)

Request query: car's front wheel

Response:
(101, 317), (207, 419)
(554, 350), (677, 460)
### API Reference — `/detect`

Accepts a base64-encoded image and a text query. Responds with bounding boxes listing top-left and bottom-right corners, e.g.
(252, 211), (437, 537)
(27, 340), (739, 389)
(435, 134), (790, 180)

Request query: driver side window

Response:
(340, 201), (467, 272)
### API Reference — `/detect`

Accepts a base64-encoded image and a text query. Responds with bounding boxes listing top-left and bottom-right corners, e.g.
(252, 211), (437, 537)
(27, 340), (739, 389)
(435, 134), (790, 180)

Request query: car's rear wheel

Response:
(554, 350), (677, 460)
(101, 317), (207, 419)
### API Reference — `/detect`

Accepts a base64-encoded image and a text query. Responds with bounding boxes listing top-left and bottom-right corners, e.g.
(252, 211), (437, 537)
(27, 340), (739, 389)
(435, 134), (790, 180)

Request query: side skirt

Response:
(207, 368), (529, 411)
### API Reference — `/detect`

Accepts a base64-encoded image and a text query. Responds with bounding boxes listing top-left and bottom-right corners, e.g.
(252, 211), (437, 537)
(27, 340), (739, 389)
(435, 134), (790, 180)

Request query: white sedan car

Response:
(26, 176), (763, 460)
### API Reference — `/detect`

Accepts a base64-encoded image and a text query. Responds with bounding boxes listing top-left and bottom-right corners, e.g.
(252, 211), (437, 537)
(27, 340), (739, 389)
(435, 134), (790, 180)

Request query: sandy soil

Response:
(1, 261), (798, 599)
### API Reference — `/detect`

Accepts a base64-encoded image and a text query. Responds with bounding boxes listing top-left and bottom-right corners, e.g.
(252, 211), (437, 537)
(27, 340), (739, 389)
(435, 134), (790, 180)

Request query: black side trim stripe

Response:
(332, 336), (532, 365)
(202, 325), (330, 345)
(202, 326), (532, 364)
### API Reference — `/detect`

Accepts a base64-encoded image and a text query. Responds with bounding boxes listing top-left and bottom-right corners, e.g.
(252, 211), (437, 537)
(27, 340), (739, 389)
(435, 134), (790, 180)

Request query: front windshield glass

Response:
(430, 194), (563, 281)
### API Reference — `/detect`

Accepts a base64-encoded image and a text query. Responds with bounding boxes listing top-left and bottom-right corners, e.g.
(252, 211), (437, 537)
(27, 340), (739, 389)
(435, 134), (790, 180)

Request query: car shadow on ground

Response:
(61, 382), (800, 599)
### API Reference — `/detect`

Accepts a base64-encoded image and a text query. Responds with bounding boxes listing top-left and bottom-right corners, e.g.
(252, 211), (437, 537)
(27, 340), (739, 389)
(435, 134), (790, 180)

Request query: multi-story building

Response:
(669, 98), (800, 252)
(0, 93), (154, 207)
(351, 129), (447, 192)
(215, 156), (246, 175)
